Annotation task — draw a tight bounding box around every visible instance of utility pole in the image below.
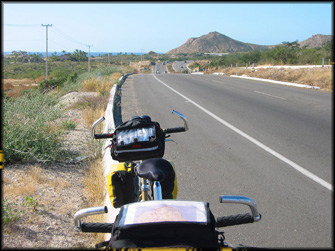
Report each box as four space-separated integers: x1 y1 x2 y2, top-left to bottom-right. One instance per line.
140 49 144 62
41 24 52 81
87 45 93 72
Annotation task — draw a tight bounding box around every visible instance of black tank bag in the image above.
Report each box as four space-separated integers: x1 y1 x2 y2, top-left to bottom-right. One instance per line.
110 117 165 162
108 200 220 248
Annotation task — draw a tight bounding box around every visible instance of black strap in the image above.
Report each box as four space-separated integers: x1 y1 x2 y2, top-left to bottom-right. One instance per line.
109 239 138 249
95 240 110 249
116 171 127 182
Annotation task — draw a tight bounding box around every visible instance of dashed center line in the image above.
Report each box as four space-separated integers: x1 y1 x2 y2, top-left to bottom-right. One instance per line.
254 90 286 100
153 74 332 191
212 79 226 84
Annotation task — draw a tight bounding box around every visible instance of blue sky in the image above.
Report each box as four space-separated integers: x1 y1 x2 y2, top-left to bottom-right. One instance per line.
2 2 333 53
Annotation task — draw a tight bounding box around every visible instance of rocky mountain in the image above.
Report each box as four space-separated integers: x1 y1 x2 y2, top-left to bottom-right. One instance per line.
298 34 332 48
166 32 273 54
166 31 332 54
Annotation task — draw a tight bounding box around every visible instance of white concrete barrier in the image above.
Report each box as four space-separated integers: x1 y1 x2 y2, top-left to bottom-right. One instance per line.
230 75 320 90
101 73 132 239
102 84 119 239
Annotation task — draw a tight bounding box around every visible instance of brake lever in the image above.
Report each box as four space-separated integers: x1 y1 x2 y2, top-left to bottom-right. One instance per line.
104 140 113 150
172 110 188 131
165 139 178 144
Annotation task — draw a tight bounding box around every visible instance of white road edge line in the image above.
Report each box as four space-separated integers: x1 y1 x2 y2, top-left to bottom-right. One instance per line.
254 90 286 100
153 75 333 192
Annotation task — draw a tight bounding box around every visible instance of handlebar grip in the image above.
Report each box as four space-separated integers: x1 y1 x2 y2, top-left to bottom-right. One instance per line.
80 222 114 233
94 133 113 139
164 127 186 134
216 213 254 227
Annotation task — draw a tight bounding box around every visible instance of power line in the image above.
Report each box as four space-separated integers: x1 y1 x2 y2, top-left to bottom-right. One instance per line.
4 24 41 27
5 23 95 56
5 23 90 48
50 26 88 46
3 39 44 42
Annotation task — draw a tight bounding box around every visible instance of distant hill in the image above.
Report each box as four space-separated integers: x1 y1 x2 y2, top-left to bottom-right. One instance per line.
166 31 332 54
166 32 273 54
298 34 332 48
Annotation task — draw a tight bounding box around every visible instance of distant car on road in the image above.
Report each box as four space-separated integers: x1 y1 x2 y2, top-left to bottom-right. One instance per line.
156 70 160 74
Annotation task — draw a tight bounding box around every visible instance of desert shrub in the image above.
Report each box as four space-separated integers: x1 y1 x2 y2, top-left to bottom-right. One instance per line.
61 120 78 130
2 196 39 225
82 78 99 92
3 89 67 163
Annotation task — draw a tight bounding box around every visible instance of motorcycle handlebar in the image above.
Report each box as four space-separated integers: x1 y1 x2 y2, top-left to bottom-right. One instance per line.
216 195 261 228
75 195 261 234
92 110 188 139
216 213 254 227
80 222 114 233
76 213 256 233
92 117 106 139
94 133 114 139
93 127 186 139
77 212 258 234
163 127 186 134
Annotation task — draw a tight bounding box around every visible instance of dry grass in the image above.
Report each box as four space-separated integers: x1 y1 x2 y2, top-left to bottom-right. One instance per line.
67 93 109 128
216 66 333 92
78 94 109 246
2 165 46 197
109 72 123 82
79 96 109 127
29 165 49 183
129 61 152 72
3 77 42 86
83 108 104 128
82 78 99 92
2 71 117 247
82 72 123 94
167 63 175 73
2 78 42 97
80 72 121 128
83 160 106 206
49 177 71 193
2 165 72 199
4 179 38 198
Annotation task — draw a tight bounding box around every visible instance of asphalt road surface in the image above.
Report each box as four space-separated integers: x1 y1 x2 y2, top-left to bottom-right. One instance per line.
120 72 332 248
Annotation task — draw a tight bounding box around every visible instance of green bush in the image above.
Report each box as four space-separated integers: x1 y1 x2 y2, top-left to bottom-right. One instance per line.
67 72 78 83
39 78 61 90
62 120 77 130
2 196 40 225
2 197 25 224
3 89 67 163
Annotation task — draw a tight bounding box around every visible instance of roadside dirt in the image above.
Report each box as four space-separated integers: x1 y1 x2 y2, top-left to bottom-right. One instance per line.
2 92 104 249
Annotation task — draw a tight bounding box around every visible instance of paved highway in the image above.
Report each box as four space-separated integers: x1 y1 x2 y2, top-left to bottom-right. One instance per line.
120 72 332 248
